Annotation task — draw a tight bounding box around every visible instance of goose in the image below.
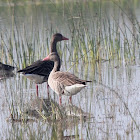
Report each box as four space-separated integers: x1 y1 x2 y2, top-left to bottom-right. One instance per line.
46 52 91 105
0 62 15 76
0 62 15 71
18 33 69 97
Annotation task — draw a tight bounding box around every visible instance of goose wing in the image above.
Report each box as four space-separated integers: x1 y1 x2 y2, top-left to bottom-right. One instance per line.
18 60 54 76
51 71 87 86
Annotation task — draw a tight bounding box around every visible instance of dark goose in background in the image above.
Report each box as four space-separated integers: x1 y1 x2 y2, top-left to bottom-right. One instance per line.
18 33 69 97
0 62 15 79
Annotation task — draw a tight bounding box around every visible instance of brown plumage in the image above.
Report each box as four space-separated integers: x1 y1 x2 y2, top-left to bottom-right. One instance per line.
50 72 89 86
47 52 92 105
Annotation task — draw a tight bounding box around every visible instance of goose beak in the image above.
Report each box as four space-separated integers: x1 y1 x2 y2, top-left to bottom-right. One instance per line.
43 56 50 61
62 36 69 40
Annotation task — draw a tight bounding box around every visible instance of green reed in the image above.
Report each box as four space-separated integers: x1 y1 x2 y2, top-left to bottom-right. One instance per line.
0 0 139 67
0 0 140 139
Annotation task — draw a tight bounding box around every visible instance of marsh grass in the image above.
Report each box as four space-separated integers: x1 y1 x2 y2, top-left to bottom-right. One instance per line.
0 0 140 139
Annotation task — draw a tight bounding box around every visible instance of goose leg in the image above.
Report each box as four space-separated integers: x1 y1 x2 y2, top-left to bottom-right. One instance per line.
69 96 72 104
59 96 62 106
36 84 38 97
47 83 49 98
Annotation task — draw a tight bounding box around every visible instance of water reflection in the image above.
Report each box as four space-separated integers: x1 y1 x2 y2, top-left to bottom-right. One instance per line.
7 98 93 139
0 0 140 139
26 98 92 120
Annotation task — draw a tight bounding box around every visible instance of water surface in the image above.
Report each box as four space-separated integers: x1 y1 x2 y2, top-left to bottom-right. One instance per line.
0 0 140 139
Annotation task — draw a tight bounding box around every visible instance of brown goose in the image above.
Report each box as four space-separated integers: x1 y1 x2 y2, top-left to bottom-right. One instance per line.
18 33 69 97
46 52 91 105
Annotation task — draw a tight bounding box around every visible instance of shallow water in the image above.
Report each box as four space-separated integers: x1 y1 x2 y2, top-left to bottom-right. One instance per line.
0 0 140 139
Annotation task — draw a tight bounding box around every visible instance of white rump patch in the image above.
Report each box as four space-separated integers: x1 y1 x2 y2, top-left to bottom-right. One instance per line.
64 84 87 96
24 74 44 84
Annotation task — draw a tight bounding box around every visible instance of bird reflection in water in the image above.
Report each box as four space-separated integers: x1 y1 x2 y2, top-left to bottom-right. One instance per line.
25 98 93 140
